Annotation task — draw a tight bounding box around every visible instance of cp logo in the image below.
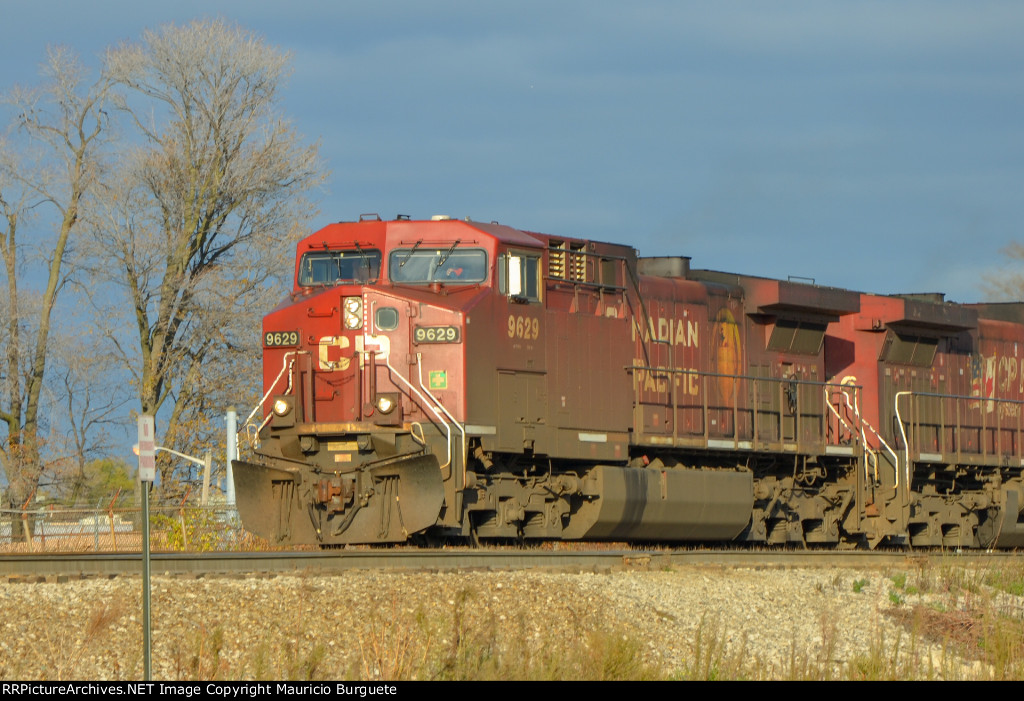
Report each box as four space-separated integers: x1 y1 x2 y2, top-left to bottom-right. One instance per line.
318 336 351 371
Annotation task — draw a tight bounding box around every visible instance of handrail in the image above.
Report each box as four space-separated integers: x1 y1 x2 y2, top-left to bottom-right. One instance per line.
894 389 1024 468
833 385 899 488
629 365 849 397
240 350 310 449
894 391 913 488
417 352 467 486
627 364 857 452
824 386 875 482
370 334 453 476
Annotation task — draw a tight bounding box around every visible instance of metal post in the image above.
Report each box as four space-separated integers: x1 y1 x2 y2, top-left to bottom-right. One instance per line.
142 481 152 681
137 415 156 682
225 406 237 507
201 451 212 506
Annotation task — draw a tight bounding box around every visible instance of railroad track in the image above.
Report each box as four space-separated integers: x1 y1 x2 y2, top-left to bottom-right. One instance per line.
2 547 1019 578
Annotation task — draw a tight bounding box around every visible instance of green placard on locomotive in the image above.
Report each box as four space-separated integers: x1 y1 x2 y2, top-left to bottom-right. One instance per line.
429 370 447 390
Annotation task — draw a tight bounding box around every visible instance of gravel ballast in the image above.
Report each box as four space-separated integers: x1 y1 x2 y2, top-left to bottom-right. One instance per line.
0 566 1002 680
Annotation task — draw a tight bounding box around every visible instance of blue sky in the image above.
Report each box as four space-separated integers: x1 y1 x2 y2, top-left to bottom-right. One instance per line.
3 0 1023 303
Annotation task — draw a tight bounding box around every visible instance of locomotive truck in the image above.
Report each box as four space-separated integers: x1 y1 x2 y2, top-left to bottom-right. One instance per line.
232 214 1024 548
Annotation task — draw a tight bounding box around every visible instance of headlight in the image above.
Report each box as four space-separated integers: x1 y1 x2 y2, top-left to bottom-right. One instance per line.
343 296 363 330
273 398 292 416
376 394 397 414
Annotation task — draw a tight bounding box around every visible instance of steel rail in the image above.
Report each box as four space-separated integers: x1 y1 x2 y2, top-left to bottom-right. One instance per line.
2 548 1021 579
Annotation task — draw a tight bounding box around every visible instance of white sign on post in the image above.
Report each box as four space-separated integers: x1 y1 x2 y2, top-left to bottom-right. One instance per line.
137 415 156 482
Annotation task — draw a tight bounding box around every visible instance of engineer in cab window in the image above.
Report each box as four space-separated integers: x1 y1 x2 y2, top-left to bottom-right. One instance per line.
441 251 485 282
443 264 465 279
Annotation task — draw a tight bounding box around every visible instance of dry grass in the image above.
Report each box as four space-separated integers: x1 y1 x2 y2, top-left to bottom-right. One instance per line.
1 598 130 681
877 562 1024 680
4 590 1021 681
346 588 660 681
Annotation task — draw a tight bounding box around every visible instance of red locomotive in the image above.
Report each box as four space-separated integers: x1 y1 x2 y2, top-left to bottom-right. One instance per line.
233 215 1024 548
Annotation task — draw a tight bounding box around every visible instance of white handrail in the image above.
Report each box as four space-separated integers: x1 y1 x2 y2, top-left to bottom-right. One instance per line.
824 386 875 484
417 352 467 485
371 334 452 473
240 350 309 449
894 391 914 489
833 384 900 488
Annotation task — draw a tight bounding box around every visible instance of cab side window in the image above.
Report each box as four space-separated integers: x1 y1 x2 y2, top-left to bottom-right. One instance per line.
499 252 541 302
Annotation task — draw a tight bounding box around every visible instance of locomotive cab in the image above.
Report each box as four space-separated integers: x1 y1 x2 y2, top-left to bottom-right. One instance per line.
235 216 547 545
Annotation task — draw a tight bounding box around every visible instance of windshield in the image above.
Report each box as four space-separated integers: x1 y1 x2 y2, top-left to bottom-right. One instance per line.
389 248 487 284
298 249 382 286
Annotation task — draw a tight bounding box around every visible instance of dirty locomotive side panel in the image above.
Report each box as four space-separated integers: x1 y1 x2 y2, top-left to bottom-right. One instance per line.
636 263 874 546
825 294 1024 547
233 216 1024 548
969 303 1024 546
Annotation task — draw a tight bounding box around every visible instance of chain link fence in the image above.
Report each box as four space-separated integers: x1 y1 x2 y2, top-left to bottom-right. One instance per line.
0 504 266 553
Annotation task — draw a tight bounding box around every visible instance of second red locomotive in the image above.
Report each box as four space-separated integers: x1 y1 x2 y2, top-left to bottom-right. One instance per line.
233 215 1024 548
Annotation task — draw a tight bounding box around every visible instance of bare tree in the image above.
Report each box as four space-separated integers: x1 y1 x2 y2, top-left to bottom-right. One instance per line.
985 243 1024 301
48 333 134 504
93 20 323 492
0 48 111 529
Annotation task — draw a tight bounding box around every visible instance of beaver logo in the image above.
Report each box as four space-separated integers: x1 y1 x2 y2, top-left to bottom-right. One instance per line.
713 307 741 401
